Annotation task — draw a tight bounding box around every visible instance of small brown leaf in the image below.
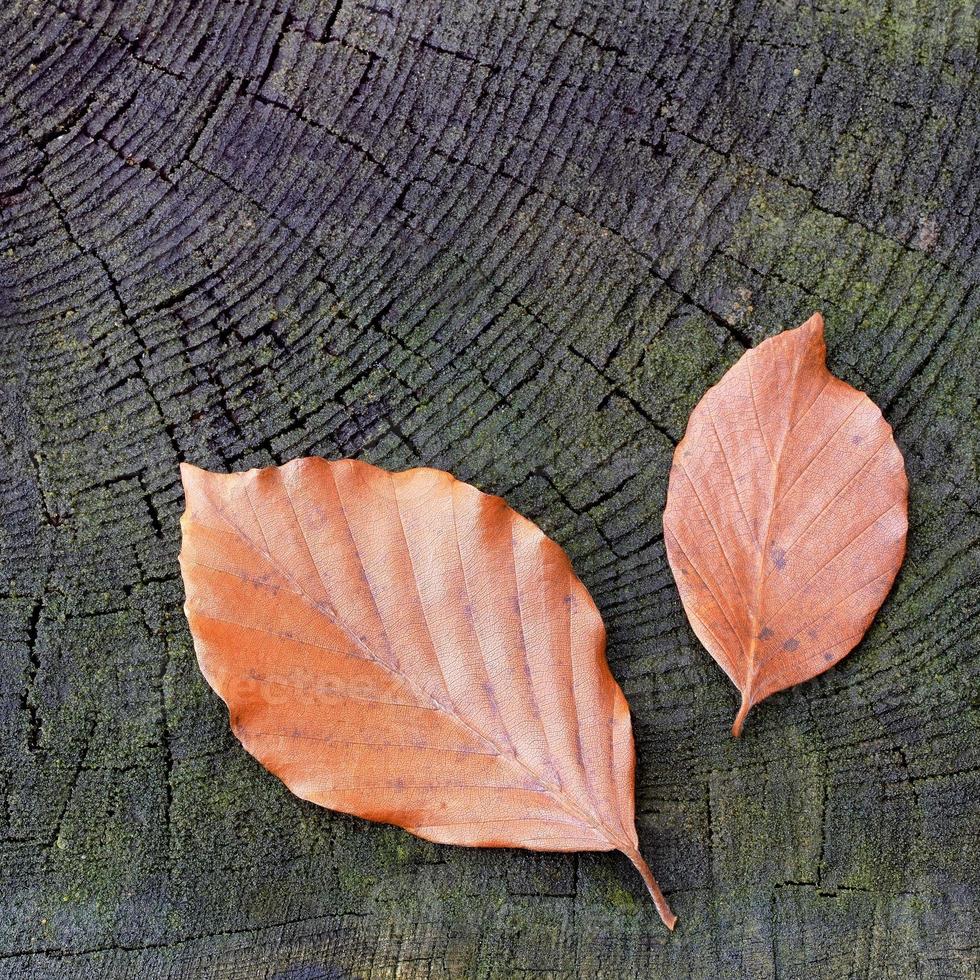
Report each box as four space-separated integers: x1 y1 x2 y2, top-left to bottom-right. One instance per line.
179 458 675 927
664 314 908 736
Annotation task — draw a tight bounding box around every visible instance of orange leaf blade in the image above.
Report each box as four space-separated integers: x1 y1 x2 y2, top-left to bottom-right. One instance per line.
179 458 675 926
664 314 908 735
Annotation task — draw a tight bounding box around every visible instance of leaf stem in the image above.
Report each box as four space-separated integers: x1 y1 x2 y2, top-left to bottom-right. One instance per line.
732 691 752 737
622 846 677 930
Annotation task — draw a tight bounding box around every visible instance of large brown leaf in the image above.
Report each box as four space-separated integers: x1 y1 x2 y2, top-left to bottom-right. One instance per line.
179 458 675 927
664 314 908 736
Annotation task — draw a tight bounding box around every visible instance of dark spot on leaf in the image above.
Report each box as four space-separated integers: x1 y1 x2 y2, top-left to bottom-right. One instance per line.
851 434 863 445
770 546 787 570
783 638 799 652
759 626 773 640
823 651 835 662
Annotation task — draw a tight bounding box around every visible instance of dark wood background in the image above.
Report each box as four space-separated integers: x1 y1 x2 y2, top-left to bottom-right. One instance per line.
1 0 978 977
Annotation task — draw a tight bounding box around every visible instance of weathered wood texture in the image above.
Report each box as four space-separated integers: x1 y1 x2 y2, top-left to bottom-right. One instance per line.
1 0 978 977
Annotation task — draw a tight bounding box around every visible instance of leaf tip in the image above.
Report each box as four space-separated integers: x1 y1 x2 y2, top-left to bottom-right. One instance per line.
801 310 824 334
178 460 204 490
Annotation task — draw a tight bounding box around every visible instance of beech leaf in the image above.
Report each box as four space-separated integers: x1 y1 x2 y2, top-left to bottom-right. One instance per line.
664 313 908 736
179 458 676 928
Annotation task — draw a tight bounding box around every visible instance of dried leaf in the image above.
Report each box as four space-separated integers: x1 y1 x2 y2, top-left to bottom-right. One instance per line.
179 458 676 927
664 314 908 736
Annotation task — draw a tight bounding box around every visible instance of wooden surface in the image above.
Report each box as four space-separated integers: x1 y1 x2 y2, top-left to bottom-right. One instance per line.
1 0 978 977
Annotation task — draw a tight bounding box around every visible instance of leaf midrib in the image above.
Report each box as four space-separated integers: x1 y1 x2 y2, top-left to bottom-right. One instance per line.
742 342 806 699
